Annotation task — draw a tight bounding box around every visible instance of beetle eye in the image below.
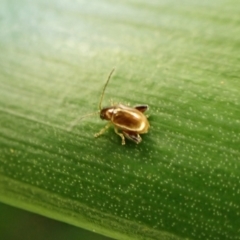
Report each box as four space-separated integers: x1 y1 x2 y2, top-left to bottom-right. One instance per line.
100 109 106 119
100 113 104 119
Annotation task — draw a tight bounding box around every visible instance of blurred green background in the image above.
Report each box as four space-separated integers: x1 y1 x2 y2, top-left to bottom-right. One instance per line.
0 202 112 240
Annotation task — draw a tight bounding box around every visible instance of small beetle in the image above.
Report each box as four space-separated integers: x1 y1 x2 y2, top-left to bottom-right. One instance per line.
69 69 150 145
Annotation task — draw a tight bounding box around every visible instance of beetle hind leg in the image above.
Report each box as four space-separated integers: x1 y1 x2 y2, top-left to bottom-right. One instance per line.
134 105 148 113
114 127 126 145
123 131 142 144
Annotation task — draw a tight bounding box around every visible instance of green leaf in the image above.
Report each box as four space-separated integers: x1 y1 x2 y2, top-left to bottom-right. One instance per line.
0 0 240 239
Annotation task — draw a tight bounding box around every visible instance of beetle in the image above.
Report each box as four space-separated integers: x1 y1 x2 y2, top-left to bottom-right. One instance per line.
68 69 150 145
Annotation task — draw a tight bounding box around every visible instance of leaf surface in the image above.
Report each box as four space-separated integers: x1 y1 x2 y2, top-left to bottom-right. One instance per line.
0 0 240 239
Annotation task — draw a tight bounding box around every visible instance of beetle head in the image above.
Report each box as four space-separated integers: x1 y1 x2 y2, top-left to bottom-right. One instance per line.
100 107 114 120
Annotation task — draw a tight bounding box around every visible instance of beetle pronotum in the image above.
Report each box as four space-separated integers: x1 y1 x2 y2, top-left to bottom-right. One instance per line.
68 69 150 145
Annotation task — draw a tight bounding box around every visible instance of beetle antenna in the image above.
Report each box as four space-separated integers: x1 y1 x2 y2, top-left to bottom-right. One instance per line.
98 68 115 110
67 111 99 131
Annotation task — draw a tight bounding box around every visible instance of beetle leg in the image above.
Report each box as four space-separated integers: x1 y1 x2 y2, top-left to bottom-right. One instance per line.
94 122 111 138
123 131 142 144
110 98 120 107
114 127 126 145
134 105 148 113
110 98 114 106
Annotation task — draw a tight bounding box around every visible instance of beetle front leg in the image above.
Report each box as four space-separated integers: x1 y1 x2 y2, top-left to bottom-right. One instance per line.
94 122 111 138
114 127 126 145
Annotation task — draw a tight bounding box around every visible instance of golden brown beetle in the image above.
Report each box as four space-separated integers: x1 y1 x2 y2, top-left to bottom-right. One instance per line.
69 69 150 145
